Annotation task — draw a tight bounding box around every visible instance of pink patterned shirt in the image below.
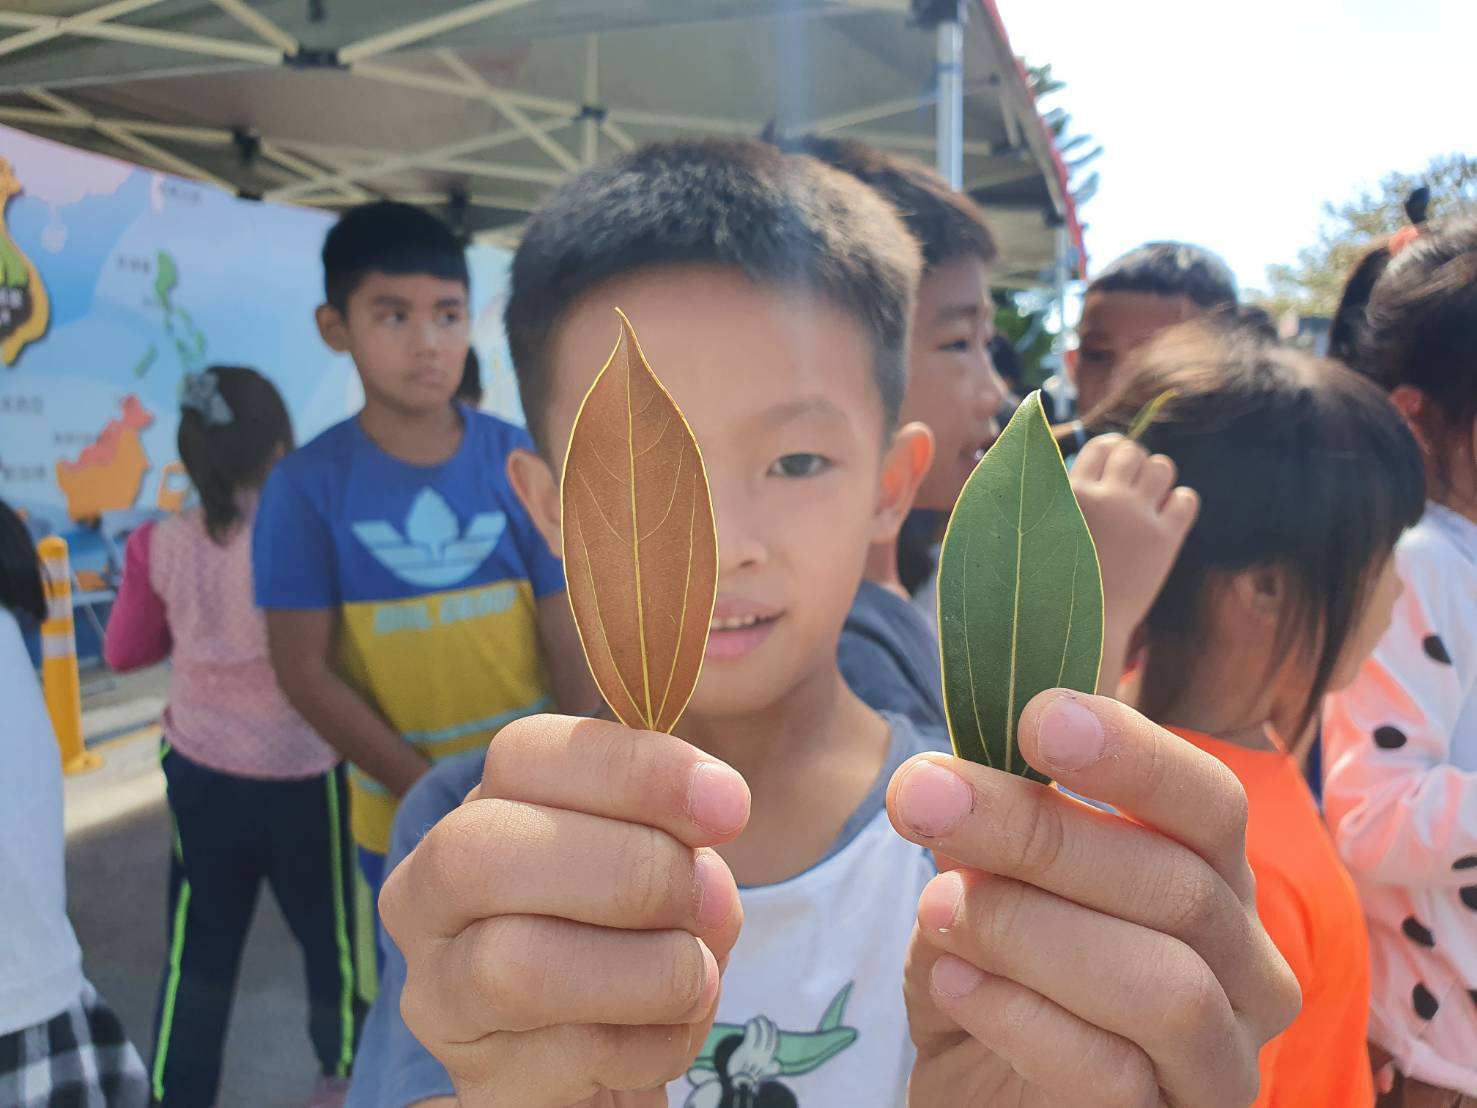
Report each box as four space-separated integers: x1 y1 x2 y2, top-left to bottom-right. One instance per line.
105 501 339 780
1324 503 1477 1096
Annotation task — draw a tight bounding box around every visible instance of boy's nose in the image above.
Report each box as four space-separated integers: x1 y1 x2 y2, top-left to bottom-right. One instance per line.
711 494 768 576
975 357 1007 418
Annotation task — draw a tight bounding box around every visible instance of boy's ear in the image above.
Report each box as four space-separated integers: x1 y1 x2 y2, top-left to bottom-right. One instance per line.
870 421 935 542
315 303 350 353
506 447 563 556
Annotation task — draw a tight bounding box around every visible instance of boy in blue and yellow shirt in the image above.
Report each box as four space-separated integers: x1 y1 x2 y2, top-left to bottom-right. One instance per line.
253 201 593 898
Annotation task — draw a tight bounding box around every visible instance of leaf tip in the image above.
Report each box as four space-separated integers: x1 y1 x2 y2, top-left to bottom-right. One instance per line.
612 306 639 350
1125 387 1177 442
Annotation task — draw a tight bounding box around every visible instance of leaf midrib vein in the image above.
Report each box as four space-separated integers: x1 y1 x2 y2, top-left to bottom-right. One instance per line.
1005 428 1028 771
626 353 654 727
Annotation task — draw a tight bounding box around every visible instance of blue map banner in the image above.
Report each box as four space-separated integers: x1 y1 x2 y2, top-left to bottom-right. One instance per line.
0 123 518 540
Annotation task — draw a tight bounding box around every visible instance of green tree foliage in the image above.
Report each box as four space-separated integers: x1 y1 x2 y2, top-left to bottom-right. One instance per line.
1259 153 1476 318
1027 62 1102 209
994 293 1056 390
992 62 1099 387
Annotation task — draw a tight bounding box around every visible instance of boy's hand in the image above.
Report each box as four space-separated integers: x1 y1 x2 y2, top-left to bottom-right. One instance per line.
1069 434 1199 693
379 715 750 1108
890 692 1300 1108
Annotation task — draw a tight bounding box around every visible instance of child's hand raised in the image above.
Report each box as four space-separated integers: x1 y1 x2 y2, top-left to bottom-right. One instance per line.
889 692 1301 1107
1070 434 1199 693
379 715 750 1108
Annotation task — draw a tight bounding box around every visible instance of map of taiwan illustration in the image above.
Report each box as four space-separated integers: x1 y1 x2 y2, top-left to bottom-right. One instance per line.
0 157 51 367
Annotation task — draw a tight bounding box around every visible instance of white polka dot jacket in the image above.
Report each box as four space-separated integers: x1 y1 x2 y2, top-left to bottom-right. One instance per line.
1325 501 1477 1096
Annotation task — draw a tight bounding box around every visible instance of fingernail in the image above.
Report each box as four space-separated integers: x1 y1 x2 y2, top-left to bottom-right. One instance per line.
688 762 748 835
896 760 973 839
931 954 986 999
693 850 732 929
1035 694 1105 772
918 870 965 933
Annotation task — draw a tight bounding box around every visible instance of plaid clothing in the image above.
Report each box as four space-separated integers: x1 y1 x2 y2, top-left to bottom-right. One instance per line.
0 981 148 1108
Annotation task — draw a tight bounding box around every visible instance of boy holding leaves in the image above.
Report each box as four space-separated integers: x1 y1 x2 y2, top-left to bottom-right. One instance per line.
348 141 1297 1108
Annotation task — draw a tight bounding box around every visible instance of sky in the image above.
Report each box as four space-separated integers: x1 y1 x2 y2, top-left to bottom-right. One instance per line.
993 0 1477 294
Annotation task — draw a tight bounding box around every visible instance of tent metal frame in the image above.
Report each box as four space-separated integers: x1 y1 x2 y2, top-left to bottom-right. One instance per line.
0 0 1082 277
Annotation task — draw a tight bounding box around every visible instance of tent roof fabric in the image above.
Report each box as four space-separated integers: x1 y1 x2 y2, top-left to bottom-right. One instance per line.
0 0 1082 288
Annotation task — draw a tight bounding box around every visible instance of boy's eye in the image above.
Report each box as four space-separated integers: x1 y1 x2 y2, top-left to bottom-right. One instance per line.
769 453 832 478
1080 348 1113 367
939 338 971 354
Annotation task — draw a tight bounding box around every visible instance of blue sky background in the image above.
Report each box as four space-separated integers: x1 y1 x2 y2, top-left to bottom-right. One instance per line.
995 0 1476 294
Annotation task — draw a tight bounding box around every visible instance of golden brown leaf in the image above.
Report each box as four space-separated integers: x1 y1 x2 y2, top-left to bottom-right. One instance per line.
560 309 718 733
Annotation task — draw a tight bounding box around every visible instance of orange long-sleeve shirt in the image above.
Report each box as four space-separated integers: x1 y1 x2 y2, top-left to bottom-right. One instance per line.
1176 729 1375 1108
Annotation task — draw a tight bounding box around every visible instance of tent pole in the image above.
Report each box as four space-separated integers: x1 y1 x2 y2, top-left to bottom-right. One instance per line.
935 16 963 188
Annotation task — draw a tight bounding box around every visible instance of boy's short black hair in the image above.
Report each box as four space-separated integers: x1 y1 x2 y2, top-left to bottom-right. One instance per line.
769 134 998 271
1087 242 1238 310
322 201 469 313
504 139 923 450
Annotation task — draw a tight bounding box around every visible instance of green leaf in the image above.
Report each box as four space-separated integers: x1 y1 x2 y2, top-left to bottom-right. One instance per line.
937 391 1103 778
1126 388 1177 442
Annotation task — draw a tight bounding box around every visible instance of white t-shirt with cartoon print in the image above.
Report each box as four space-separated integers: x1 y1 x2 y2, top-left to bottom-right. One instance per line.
671 794 938 1108
1324 502 1477 1096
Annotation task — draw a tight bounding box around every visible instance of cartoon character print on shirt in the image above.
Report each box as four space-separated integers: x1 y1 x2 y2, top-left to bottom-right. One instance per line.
351 487 506 589
684 984 857 1107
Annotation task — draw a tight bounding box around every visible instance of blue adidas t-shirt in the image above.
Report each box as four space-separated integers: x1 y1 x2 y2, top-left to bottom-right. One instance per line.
253 409 564 853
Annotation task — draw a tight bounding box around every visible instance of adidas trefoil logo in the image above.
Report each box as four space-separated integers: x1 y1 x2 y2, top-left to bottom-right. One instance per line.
351 488 505 588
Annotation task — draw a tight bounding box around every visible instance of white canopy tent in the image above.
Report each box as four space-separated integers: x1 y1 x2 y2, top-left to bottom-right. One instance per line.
0 0 1082 288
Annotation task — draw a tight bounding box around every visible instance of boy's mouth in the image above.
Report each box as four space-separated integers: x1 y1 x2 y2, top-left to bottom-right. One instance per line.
706 601 782 662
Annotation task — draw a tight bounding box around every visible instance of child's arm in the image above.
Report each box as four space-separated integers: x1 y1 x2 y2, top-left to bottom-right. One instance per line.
1324 539 1477 886
265 609 430 797
379 714 749 1108
536 593 601 716
892 691 1300 1108
1070 434 1199 695
103 521 172 672
252 466 429 797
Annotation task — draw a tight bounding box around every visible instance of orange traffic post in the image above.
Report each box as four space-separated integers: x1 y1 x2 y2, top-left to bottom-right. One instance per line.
38 535 102 775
